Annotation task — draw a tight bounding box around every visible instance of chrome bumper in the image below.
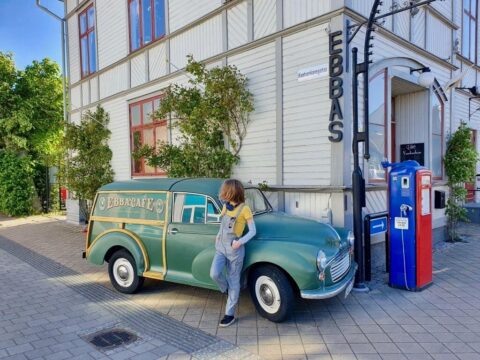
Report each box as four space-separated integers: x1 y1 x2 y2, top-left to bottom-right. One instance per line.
300 263 358 300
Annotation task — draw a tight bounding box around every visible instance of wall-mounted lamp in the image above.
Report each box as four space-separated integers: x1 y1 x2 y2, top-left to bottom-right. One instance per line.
410 67 435 88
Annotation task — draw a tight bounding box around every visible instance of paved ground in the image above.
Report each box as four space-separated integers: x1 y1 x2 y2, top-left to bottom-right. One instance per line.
1 215 480 360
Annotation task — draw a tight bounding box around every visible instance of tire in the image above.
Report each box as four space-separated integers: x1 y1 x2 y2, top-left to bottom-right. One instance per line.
249 265 295 322
108 250 144 294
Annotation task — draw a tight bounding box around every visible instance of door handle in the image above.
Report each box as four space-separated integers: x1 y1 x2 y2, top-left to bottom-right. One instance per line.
168 228 179 235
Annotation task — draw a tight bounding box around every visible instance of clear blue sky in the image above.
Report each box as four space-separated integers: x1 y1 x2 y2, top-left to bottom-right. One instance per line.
0 0 64 69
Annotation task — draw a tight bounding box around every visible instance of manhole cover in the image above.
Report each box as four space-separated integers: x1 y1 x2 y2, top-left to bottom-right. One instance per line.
87 328 138 351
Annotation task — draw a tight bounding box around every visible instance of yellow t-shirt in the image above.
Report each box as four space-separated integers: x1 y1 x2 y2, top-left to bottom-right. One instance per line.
222 204 253 237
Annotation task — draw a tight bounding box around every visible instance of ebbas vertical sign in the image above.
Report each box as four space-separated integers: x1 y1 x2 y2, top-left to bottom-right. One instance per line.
328 31 344 143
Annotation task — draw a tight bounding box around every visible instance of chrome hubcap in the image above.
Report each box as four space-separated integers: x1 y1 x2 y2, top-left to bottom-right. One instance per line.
113 258 134 288
260 284 274 306
255 275 281 314
117 265 129 280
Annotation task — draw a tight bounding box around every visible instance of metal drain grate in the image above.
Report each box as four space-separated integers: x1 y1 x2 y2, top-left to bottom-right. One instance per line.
87 328 138 351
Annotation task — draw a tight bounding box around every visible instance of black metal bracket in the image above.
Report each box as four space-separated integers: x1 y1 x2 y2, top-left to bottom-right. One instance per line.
469 96 480 121
347 0 441 44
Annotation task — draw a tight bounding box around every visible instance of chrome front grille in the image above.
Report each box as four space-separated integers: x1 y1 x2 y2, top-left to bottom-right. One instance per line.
330 251 350 283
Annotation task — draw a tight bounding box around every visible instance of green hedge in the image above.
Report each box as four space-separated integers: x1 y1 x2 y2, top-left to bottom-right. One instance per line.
0 150 36 216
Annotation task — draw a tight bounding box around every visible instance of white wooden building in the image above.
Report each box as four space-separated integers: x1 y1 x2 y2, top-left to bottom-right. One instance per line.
65 0 480 247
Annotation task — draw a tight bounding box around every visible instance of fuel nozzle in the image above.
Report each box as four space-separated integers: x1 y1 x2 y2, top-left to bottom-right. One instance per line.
400 204 413 216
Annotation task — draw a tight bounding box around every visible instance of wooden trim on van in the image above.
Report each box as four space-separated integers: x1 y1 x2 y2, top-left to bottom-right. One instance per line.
161 191 171 278
89 216 165 227
86 228 150 271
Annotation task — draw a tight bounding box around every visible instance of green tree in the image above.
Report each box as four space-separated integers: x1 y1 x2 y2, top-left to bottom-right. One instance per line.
134 56 254 177
0 53 63 162
0 150 36 217
61 106 114 220
444 122 479 241
0 53 64 215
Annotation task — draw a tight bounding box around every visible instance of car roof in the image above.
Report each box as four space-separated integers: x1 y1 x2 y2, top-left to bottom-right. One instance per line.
99 178 232 198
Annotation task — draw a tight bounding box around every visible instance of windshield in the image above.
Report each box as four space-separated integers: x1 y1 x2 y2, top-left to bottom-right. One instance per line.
245 188 271 215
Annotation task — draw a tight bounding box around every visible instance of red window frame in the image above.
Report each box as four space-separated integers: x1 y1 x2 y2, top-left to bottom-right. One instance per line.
431 89 444 180
368 69 388 184
462 0 478 63
78 3 96 78
129 95 167 176
128 0 166 53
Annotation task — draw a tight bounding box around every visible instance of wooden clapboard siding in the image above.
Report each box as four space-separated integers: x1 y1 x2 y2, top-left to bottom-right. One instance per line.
283 0 335 28
229 42 277 184
169 0 222 33
282 24 331 186
170 15 223 69
253 0 276 40
228 2 248 49
96 0 128 70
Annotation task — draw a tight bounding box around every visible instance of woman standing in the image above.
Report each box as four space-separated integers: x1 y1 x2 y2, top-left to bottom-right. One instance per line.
210 179 257 327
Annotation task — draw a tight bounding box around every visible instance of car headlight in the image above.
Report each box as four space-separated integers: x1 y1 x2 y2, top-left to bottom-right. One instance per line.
317 250 327 271
347 231 355 247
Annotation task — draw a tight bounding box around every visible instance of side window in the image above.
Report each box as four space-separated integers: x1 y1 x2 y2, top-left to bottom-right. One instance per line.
173 193 206 224
207 199 221 223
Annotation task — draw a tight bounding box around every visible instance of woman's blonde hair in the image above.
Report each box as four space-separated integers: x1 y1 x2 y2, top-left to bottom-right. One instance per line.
219 179 245 204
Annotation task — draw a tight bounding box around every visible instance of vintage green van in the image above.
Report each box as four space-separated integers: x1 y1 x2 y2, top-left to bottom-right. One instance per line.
84 178 357 322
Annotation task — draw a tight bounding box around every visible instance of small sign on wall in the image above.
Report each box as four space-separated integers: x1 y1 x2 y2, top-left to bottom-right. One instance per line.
400 143 425 166
297 64 329 82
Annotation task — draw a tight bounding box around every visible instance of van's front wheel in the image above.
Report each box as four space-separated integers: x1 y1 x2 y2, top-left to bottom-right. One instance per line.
108 250 144 294
249 265 295 322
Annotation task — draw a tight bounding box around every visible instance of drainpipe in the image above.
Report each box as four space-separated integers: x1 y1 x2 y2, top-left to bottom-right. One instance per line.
35 0 68 124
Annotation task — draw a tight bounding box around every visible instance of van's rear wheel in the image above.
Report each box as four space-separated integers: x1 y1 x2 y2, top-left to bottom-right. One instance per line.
108 250 144 294
249 265 294 322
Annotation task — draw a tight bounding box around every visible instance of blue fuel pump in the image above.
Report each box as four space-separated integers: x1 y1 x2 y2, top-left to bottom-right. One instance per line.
382 161 433 291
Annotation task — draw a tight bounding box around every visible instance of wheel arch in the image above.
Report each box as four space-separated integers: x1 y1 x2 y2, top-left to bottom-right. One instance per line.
86 229 148 274
243 262 299 294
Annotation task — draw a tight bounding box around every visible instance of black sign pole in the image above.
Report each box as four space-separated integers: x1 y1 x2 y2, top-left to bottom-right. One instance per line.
352 0 382 291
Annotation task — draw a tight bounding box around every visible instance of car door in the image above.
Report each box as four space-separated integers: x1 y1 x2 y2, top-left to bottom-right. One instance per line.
165 193 221 288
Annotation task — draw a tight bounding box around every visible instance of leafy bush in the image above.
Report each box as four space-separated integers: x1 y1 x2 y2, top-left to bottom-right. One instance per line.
134 56 254 178
444 122 479 241
60 106 114 220
0 150 36 216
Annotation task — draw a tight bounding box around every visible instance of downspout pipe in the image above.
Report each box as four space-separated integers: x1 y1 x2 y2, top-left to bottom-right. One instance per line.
35 0 68 125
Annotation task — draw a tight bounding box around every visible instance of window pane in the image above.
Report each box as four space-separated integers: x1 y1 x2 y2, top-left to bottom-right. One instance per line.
463 14 470 56
472 0 477 17
80 13 87 34
245 189 268 214
181 208 192 223
432 95 442 135
88 32 97 73
173 194 206 224
207 199 220 223
154 0 166 38
131 105 141 126
155 124 167 148
80 37 88 76
132 131 142 173
129 0 141 51
153 98 160 111
87 7 95 29
369 73 385 125
143 101 153 124
143 128 155 173
470 19 476 61
368 124 386 181
464 0 470 12
142 0 152 44
432 135 442 177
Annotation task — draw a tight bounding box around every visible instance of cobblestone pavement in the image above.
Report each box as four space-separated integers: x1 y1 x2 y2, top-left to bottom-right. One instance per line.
1 216 480 360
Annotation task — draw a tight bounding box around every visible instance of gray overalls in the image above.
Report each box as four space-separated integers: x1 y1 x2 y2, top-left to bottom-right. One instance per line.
210 204 245 317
